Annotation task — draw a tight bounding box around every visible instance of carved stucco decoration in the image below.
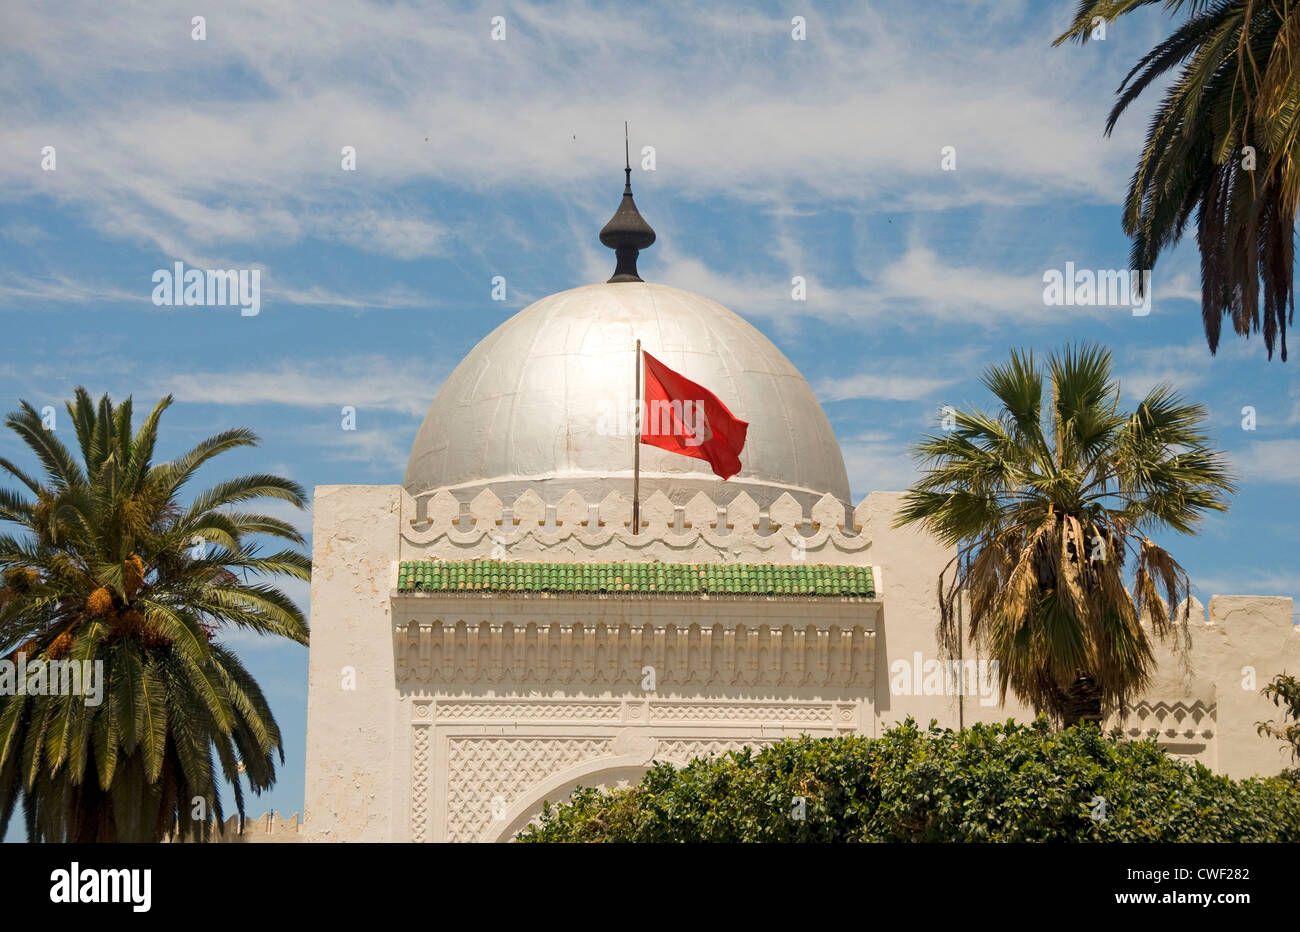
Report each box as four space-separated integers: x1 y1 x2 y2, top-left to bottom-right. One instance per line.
395 620 874 688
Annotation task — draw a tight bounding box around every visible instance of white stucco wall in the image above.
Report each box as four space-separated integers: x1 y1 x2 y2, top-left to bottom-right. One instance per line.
299 484 1298 842
302 485 402 841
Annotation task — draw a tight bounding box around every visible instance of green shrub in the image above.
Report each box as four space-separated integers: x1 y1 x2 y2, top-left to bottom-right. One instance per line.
517 718 1300 842
1258 672 1300 767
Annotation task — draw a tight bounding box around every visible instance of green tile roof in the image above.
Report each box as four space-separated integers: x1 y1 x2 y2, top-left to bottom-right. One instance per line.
397 560 874 598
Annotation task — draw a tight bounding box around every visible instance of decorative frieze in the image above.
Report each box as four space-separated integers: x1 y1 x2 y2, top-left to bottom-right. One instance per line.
422 696 851 726
394 619 874 688
400 487 874 565
647 701 835 724
1120 698 1217 742
434 699 622 721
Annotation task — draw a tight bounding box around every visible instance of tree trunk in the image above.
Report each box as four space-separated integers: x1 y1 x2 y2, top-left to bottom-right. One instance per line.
1062 672 1104 728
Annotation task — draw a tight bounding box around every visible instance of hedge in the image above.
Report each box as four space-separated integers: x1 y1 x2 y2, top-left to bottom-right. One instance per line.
517 718 1300 842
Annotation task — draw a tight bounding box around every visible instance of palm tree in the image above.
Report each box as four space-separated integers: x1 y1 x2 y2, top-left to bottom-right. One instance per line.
0 389 310 841
895 345 1234 726
1055 1 1300 360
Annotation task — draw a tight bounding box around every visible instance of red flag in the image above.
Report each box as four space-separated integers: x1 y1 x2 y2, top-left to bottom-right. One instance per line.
640 350 749 480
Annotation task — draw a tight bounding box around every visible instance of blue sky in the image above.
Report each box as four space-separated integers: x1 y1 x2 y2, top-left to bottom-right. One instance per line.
2 0 1298 835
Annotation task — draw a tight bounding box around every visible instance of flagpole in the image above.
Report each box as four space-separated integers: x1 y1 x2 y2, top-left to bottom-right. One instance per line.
632 338 641 535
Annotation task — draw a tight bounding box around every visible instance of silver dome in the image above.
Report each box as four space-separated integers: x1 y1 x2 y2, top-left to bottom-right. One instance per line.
404 282 851 511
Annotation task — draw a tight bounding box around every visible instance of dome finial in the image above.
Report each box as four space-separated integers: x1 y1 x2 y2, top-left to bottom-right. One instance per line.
600 122 655 283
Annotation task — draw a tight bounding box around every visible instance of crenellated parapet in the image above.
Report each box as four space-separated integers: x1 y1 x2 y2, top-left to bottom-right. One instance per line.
1105 595 1299 775
164 811 302 843
399 486 872 565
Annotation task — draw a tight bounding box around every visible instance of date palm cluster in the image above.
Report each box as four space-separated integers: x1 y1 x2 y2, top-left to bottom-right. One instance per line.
0 390 310 842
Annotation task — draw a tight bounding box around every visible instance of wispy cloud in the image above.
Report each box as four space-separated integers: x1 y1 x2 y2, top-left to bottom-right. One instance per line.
1191 569 1300 603
1233 438 1300 486
816 371 954 403
0 273 144 305
150 357 450 416
0 269 432 312
323 211 445 260
267 282 431 310
1118 342 1216 399
0 1 1141 266
589 240 1101 328
0 222 50 245
840 430 923 498
315 425 412 472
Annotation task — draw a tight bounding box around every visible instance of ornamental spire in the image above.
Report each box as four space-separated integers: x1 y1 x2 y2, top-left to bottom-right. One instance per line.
599 122 656 283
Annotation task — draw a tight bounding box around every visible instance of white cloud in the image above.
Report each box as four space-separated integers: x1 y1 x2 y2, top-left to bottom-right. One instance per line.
325 211 445 260
1191 569 1300 603
0 0 1142 266
0 273 144 305
315 426 411 472
816 372 953 403
1157 269 1204 304
586 240 1087 328
1281 386 1300 426
1118 342 1216 399
150 357 450 417
0 223 50 245
840 431 923 498
266 281 431 310
0 269 432 311
1232 439 1300 486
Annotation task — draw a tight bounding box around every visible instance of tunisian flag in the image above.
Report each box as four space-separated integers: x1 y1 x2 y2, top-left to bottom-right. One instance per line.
640 350 749 480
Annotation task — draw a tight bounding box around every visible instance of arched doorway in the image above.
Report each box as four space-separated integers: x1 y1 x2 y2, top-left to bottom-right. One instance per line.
480 756 688 843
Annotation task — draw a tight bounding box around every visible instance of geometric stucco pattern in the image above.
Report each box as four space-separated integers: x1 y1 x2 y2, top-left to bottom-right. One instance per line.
655 737 779 764
431 698 842 724
410 699 434 842
433 691 855 842
445 737 614 843
1122 698 1217 741
442 732 796 842
648 702 835 724
410 723 431 842
435 700 622 721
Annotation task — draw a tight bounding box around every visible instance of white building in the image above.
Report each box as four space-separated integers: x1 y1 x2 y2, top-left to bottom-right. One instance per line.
294 174 1299 843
